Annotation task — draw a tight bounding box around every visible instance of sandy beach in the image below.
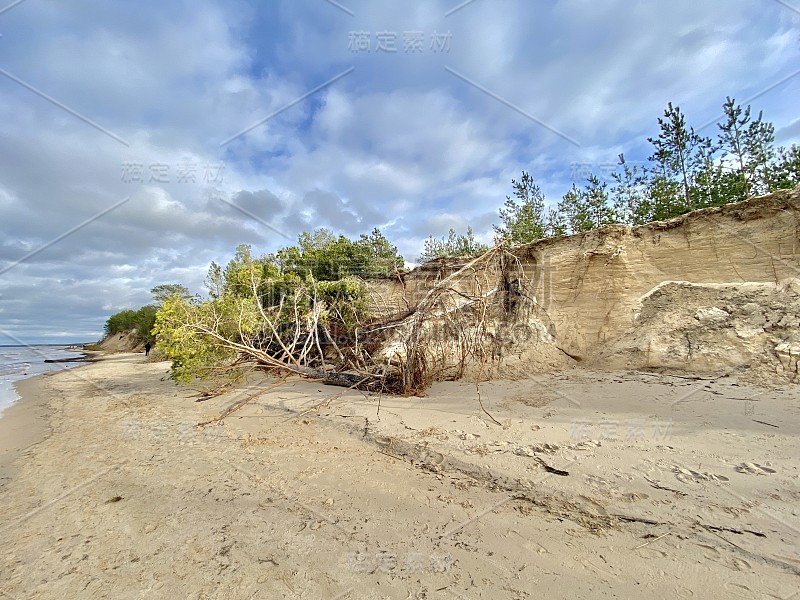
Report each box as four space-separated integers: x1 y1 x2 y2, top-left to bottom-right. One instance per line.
1 354 798 599
0 375 54 486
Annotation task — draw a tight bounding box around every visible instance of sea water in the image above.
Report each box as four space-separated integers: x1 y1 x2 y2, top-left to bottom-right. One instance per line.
0 345 90 417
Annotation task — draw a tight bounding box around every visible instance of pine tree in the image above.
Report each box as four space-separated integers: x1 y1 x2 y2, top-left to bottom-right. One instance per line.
744 110 776 195
611 154 650 224
716 97 753 200
544 206 568 237
357 228 405 278
555 177 616 234
716 97 776 199
647 169 683 221
769 144 800 191
648 102 712 213
692 139 725 208
583 174 617 229
151 283 192 305
557 184 591 233
493 171 547 244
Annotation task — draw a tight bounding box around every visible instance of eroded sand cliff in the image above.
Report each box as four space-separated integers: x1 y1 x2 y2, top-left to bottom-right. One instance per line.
370 187 800 384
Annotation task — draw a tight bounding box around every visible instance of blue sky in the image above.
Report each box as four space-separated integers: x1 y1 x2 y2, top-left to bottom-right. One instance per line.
0 0 799 343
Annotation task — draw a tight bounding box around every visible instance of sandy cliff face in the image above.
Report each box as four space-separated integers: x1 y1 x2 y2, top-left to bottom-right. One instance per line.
534 188 799 362
369 187 800 383
96 330 143 352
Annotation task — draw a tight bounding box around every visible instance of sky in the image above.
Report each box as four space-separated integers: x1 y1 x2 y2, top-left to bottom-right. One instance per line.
0 0 798 344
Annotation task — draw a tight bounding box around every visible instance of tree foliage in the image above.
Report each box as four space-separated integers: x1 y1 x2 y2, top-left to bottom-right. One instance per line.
611 154 650 225
493 172 548 244
153 229 401 383
497 97 799 244
648 102 713 213
104 284 192 344
769 144 800 191
274 227 403 281
151 283 192 305
557 176 618 234
104 305 158 343
419 226 489 262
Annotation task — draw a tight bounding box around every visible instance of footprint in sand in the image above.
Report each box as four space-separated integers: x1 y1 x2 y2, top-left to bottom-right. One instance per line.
723 582 756 599
696 544 721 561
635 546 669 559
695 544 752 574
727 557 752 572
673 467 729 484
415 447 445 466
734 462 776 475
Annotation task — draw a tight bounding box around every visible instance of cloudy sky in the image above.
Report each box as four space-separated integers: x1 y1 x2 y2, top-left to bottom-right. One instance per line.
0 0 798 343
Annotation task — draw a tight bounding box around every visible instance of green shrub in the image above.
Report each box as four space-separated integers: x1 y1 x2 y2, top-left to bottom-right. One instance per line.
104 305 158 343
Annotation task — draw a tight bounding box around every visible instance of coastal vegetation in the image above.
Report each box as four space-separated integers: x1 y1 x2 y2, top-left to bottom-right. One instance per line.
418 226 489 262
151 231 406 387
483 97 800 246
103 305 158 344
103 284 191 344
104 97 799 393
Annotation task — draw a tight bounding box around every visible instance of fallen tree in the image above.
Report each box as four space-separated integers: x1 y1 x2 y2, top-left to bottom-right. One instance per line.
152 242 528 396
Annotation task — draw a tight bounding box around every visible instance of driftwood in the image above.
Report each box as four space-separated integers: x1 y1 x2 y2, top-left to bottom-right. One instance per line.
288 365 389 391
534 457 570 476
702 523 766 538
633 532 671 549
44 355 97 363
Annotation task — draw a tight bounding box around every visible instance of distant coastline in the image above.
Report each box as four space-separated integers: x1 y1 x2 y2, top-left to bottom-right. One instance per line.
0 343 94 348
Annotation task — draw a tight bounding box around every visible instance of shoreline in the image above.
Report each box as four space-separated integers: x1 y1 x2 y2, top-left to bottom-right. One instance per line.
0 346 97 413
0 373 53 486
0 353 99 487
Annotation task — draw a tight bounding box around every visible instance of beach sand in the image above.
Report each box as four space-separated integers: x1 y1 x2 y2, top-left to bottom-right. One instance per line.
1 354 798 599
0 375 53 486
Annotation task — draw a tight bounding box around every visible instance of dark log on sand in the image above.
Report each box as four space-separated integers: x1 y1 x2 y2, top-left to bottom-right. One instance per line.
44 355 97 364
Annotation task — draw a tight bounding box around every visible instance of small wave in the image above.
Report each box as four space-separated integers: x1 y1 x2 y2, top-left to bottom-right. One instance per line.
0 362 32 376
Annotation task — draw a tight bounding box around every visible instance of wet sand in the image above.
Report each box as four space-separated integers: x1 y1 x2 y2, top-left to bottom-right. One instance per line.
0 375 53 486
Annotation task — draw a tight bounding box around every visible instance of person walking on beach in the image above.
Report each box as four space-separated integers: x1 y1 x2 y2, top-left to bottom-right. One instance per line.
144 341 152 357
